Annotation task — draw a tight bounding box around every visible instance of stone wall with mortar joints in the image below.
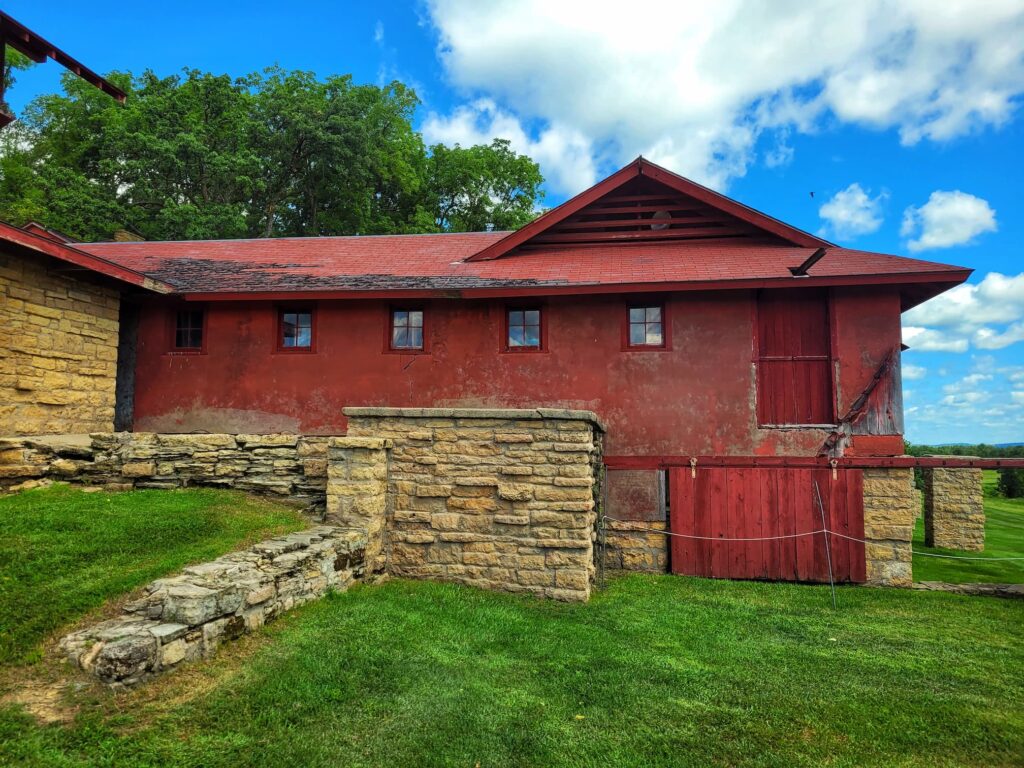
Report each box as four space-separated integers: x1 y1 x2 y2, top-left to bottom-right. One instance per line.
325 437 391 573
0 249 120 435
923 466 984 551
863 467 917 587
60 526 366 687
602 520 669 572
0 433 330 509
341 407 605 602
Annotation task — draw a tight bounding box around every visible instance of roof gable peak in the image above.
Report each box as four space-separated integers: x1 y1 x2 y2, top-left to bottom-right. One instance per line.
466 157 830 261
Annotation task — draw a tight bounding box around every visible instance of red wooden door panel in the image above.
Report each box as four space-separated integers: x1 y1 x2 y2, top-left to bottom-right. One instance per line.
668 467 865 583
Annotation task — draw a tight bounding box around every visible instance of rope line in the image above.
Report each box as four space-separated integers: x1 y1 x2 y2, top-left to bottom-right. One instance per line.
601 516 1024 562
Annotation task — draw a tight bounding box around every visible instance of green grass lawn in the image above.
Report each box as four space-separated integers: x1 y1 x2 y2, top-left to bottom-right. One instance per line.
0 485 306 666
913 470 1024 584
2 576 1022 767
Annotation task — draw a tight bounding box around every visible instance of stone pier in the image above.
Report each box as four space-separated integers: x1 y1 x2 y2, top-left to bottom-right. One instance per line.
923 465 985 551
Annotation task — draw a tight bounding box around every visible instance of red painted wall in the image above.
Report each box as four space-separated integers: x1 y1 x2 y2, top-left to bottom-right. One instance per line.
130 288 903 456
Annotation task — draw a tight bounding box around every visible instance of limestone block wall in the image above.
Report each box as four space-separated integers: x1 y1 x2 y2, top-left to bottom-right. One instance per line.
602 520 669 572
0 249 120 435
0 433 329 508
60 526 366 688
338 407 605 602
863 467 918 587
923 466 984 551
325 437 391 572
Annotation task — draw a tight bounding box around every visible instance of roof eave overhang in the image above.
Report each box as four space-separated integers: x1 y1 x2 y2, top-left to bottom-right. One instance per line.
177 269 972 302
0 221 174 293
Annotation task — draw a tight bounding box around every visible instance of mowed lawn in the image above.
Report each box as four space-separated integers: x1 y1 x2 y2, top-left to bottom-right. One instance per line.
0 577 1021 767
913 470 1024 584
0 485 306 666
0 485 1021 767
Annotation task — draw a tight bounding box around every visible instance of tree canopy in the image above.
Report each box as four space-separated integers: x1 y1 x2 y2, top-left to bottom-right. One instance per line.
0 65 543 241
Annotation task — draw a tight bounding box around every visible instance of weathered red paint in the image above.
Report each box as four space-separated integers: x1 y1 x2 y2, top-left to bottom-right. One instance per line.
130 287 903 457
669 466 865 583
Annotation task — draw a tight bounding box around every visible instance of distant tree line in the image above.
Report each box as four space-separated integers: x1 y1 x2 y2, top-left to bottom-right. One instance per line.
904 442 1024 498
0 66 544 241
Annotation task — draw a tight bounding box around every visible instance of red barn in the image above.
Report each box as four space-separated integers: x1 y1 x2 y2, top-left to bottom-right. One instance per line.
1 158 975 586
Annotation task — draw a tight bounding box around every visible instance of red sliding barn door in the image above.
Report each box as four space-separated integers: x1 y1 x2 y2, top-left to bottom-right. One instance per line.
668 467 865 583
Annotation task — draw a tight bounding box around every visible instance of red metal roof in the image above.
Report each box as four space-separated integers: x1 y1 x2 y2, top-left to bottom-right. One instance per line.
78 233 970 304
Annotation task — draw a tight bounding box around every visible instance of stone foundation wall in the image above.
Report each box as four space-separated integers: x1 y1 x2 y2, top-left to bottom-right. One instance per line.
0 433 329 509
602 520 669 572
923 466 984 551
60 526 366 687
0 249 120 435
335 407 605 602
863 467 918 587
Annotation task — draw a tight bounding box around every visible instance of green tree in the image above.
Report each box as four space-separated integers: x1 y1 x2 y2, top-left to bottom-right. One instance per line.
997 468 1024 498
425 140 544 232
0 66 543 242
2 46 34 109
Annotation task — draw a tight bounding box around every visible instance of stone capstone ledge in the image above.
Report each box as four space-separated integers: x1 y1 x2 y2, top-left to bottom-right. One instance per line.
343 407 607 433
59 526 367 688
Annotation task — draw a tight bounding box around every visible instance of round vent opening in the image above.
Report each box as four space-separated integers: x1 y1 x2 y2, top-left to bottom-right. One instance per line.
650 210 672 230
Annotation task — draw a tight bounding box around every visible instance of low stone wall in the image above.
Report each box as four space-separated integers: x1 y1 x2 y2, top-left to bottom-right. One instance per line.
863 467 918 587
60 526 366 687
923 466 984 551
0 433 329 509
602 520 669 572
333 407 605 602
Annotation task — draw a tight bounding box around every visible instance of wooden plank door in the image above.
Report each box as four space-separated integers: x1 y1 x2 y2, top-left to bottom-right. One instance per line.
668 467 865 583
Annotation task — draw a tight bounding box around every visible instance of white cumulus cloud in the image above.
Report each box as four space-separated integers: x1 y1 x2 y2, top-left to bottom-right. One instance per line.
901 190 997 252
425 0 1024 193
902 364 927 381
818 183 887 240
903 272 1024 353
421 99 598 196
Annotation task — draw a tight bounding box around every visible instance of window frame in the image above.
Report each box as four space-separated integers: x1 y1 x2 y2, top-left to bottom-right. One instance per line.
167 306 207 355
501 304 547 353
275 306 317 354
385 306 429 354
622 301 671 351
753 289 837 428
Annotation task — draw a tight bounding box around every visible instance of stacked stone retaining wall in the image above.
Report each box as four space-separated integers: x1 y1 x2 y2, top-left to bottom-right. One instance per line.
60 526 366 687
0 433 329 509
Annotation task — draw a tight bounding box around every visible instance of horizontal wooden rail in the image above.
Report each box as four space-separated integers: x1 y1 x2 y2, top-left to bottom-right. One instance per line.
603 455 1024 470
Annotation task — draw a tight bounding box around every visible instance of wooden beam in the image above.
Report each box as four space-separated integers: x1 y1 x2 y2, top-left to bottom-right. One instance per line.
604 455 1024 470
530 226 747 244
567 204 710 217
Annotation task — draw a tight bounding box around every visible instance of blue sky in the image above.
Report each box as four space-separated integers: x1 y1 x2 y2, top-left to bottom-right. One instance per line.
6 1 1024 444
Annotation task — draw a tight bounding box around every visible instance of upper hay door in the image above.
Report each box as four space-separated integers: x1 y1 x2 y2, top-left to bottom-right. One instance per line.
466 157 829 261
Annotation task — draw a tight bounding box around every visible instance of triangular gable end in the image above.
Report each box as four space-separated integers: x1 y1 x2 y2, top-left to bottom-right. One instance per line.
467 157 831 261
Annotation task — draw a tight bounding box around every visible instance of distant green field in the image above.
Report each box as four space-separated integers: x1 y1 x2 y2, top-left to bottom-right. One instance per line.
913 470 1024 584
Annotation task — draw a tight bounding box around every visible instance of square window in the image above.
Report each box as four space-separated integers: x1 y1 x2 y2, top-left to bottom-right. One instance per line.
174 310 204 350
391 309 424 350
627 305 664 347
507 307 542 350
279 309 313 350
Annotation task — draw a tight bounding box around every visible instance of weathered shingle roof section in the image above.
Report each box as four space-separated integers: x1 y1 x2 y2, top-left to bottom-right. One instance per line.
77 233 970 298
